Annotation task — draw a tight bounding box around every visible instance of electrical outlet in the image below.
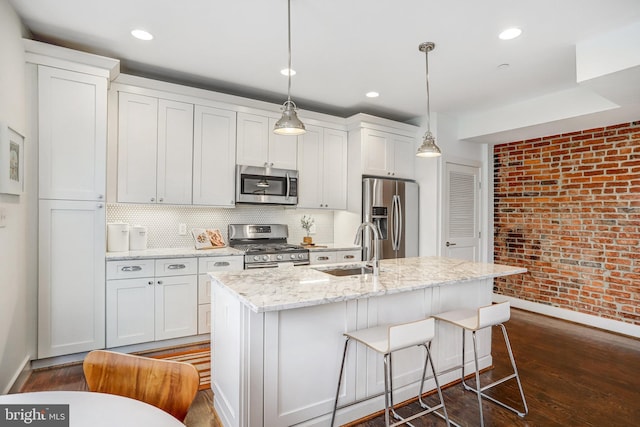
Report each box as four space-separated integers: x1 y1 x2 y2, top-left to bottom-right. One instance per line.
178 223 187 235
0 207 6 228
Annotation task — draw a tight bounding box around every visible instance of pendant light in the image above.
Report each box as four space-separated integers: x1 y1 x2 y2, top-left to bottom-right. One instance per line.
273 0 306 135
416 42 442 157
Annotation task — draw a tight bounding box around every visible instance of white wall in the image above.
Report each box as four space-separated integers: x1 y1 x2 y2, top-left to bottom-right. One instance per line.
0 0 34 393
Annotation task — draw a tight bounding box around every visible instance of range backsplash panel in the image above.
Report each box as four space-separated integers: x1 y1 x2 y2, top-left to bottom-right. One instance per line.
107 204 334 249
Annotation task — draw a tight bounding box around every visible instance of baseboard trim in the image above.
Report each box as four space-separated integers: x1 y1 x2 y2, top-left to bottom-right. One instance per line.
493 294 640 338
4 354 32 395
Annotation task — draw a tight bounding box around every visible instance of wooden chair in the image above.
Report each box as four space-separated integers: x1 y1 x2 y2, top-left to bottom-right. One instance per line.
83 349 200 422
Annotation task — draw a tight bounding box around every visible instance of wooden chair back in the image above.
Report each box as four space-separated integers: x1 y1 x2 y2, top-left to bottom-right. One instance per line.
83 349 200 422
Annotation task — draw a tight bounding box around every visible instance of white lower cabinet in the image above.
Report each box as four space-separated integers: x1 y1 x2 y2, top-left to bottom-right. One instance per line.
38 200 106 358
106 258 198 347
197 256 244 334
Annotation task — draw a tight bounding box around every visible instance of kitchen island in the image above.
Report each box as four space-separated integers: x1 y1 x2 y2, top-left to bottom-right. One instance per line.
209 257 526 427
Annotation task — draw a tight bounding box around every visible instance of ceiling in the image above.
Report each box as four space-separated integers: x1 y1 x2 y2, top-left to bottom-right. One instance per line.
10 0 640 140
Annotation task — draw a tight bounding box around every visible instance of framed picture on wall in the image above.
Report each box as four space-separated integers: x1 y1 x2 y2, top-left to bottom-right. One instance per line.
0 123 25 195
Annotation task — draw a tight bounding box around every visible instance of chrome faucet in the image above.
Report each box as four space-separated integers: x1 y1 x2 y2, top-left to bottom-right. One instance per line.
354 221 380 276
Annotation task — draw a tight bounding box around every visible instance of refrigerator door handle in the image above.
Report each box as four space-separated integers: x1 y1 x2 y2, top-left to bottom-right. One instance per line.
391 195 400 251
396 194 403 252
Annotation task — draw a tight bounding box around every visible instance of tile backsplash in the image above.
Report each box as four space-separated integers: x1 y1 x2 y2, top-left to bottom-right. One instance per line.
107 204 334 249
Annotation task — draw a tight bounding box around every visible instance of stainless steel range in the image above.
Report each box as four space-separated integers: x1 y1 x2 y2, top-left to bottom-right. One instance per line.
228 224 310 269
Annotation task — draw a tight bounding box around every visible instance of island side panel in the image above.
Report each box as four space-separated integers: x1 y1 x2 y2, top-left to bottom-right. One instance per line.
211 282 264 427
263 299 358 426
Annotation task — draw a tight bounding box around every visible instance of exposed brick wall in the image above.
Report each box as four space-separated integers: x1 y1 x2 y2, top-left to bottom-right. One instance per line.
493 120 640 325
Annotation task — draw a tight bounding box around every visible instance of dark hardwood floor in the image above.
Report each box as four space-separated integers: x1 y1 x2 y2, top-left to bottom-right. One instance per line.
14 309 640 426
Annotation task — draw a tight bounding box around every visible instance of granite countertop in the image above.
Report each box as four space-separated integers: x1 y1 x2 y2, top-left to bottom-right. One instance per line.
106 246 244 260
208 256 527 313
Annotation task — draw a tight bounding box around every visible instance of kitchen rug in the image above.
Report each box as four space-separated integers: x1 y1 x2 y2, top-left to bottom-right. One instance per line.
152 348 211 391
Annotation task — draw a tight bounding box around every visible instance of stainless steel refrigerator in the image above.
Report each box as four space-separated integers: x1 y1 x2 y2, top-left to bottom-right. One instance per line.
362 177 419 260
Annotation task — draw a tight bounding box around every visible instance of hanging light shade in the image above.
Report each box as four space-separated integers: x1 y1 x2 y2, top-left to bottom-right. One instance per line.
416 42 442 157
274 0 306 135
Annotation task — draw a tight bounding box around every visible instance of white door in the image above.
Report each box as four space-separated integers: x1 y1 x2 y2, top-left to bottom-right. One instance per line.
155 275 198 340
322 128 348 209
106 278 155 347
157 99 194 204
192 105 236 206
296 124 323 208
38 199 105 358
236 112 269 167
268 118 298 170
390 133 416 180
117 92 158 203
362 129 392 177
38 66 107 201
443 162 481 261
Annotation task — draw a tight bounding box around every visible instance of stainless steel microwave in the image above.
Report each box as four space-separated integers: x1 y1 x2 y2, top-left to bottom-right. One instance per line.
236 165 298 205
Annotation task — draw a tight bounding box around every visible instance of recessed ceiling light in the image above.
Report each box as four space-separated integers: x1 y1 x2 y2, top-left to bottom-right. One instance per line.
131 29 154 41
280 68 296 76
366 91 380 98
499 27 522 40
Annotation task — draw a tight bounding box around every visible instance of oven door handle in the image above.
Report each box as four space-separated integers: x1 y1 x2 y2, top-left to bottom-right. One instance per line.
285 172 291 200
245 262 279 269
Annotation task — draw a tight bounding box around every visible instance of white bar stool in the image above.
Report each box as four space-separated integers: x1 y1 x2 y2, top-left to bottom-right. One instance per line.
433 301 528 427
330 317 450 427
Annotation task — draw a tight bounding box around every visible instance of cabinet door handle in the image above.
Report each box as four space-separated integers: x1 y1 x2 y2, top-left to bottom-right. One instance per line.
151 197 155 202
157 280 163 285
214 261 230 267
167 264 186 270
343 255 355 259
121 266 142 272
446 242 457 247
159 197 164 202
317 256 329 261
148 281 154 285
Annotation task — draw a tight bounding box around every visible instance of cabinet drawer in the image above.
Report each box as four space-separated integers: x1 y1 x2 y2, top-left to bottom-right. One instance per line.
336 250 361 263
107 259 155 280
309 252 337 265
198 255 243 272
155 257 197 276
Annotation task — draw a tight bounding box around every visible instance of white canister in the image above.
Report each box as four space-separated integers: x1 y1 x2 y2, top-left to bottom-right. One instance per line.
107 222 130 252
129 225 148 251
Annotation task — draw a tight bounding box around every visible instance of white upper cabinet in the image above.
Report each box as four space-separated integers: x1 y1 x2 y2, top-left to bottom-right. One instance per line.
156 99 194 204
236 112 297 169
117 92 194 204
362 128 415 180
117 92 158 203
297 125 348 210
38 66 107 201
193 106 237 206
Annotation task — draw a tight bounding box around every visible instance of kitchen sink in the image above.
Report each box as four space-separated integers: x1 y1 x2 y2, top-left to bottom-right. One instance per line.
313 265 374 277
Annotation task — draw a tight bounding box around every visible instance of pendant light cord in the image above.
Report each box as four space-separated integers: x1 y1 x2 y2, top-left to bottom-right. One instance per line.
286 0 292 104
424 47 431 134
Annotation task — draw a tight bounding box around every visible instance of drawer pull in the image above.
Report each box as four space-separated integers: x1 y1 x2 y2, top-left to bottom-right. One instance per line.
317 256 329 261
214 261 230 267
121 266 142 272
343 255 355 259
157 280 163 285
167 264 186 270
148 281 154 285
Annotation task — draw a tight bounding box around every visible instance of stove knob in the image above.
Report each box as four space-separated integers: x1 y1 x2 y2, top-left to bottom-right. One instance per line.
276 255 283 260
253 256 260 261
298 253 305 259
262 255 269 261
290 254 296 259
